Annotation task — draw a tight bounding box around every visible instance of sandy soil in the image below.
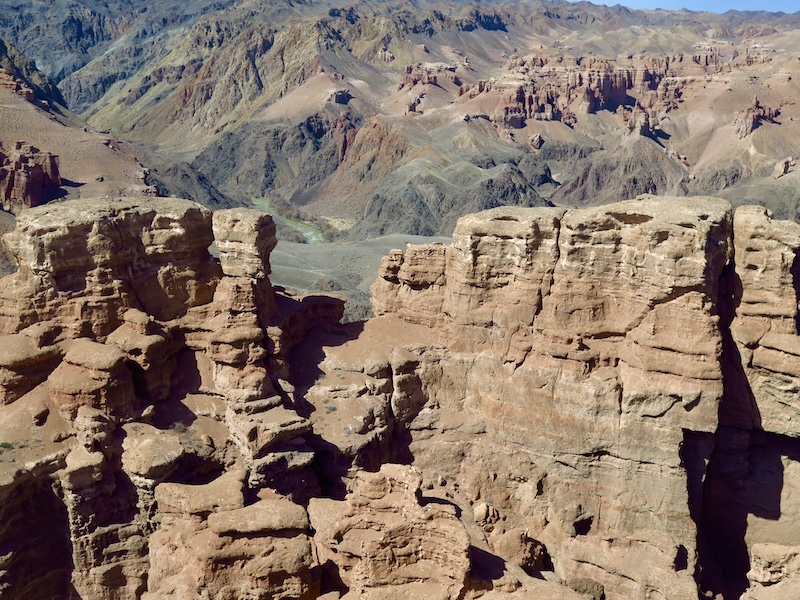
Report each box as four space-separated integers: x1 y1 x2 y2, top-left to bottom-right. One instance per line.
0 87 151 200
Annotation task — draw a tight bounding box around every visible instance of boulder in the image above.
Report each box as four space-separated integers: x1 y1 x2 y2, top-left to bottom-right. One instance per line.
48 339 135 422
772 156 793 179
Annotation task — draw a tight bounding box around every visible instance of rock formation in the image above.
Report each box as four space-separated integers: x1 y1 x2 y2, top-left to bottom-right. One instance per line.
0 197 342 599
0 39 64 107
1 195 800 599
309 464 471 599
0 141 60 212
735 96 780 139
146 482 319 599
368 197 731 598
0 68 35 103
463 52 709 133
772 156 794 179
363 196 800 599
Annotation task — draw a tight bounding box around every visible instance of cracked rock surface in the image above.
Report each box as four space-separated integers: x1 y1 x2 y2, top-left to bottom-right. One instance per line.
1 195 799 599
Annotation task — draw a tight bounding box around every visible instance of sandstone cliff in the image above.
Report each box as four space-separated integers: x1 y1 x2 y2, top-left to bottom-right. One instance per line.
0 141 61 212
362 196 800 599
0 198 344 598
1 195 800 600
362 197 731 598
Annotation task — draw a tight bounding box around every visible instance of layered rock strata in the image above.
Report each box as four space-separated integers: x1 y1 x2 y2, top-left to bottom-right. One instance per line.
146 480 318 599
2 195 800 599
462 52 720 132
360 197 800 599
732 206 800 433
0 197 343 599
0 197 220 336
0 140 60 212
368 197 731 598
309 464 471 599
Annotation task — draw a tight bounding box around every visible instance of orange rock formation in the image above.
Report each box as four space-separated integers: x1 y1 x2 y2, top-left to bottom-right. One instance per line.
0 196 799 599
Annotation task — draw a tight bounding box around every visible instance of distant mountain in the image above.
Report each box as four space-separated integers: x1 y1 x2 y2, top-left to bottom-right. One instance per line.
3 0 800 236
0 39 64 106
0 39 236 214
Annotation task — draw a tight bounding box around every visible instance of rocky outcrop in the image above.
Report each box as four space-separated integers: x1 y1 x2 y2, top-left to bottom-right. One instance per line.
0 39 64 106
0 197 343 599
465 52 711 132
691 205 800 598
0 197 218 336
369 197 730 598
735 96 780 139
309 464 470 599
0 333 61 404
731 205 800 435
744 544 800 599
0 141 60 212
772 156 794 179
2 194 800 599
399 62 462 90
146 483 318 599
0 68 35 102
364 197 800 599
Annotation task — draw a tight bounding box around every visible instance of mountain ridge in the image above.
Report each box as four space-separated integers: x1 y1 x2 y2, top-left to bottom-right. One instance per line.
4 0 800 237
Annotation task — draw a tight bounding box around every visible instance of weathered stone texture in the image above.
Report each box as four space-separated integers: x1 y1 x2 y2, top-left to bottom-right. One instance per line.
309 464 470 599
731 205 800 435
0 197 343 599
2 195 800 600
0 141 60 213
0 197 219 336
365 197 800 599
146 482 317 600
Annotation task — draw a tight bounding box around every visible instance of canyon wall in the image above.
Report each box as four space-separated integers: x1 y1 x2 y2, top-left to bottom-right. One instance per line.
0 195 799 599
363 197 800 599
0 198 344 599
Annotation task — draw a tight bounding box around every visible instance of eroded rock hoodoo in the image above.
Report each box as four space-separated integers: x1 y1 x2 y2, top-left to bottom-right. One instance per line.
0 195 799 600
0 197 343 599
0 141 60 213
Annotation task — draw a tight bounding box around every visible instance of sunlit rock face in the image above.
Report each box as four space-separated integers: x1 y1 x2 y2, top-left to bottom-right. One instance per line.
367 196 800 599
1 195 800 600
0 197 342 599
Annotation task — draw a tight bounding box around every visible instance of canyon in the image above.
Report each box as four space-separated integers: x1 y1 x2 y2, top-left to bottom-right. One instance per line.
4 1 800 240
0 194 798 599
1 1 800 598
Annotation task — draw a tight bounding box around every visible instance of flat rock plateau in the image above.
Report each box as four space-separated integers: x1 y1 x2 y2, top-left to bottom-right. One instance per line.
1 1 800 599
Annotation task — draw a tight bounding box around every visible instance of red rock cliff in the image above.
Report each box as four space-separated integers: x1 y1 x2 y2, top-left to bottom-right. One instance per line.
365 197 800 599
1 196 799 600
0 140 60 213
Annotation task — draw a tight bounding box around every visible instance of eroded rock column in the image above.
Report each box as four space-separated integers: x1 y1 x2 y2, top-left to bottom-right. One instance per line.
210 208 315 492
